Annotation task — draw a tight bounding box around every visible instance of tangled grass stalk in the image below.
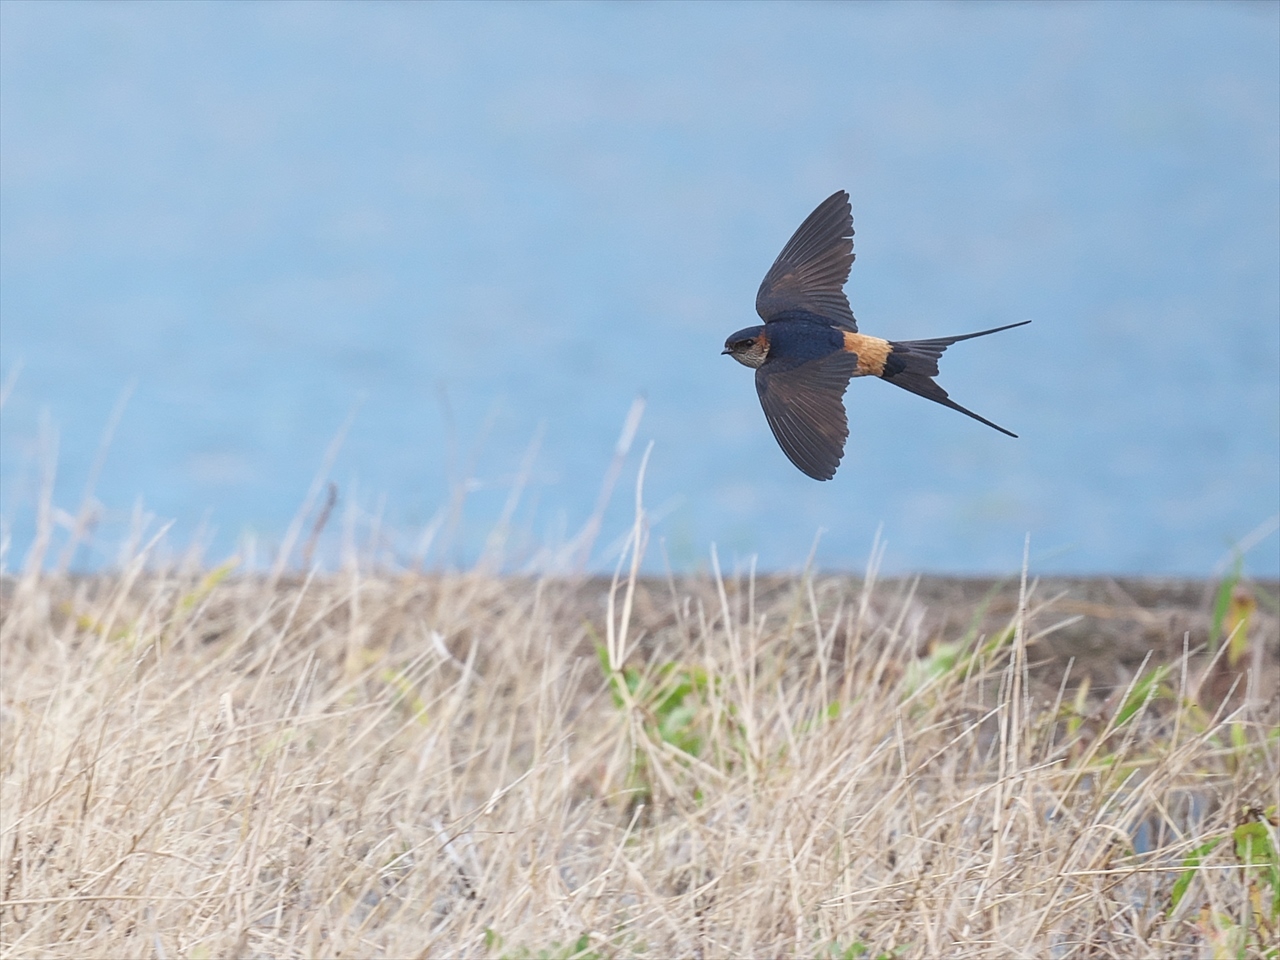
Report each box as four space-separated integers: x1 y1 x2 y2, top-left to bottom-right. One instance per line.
1 540 1277 957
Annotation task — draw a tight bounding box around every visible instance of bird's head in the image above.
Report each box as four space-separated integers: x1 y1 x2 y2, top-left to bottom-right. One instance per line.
722 326 769 369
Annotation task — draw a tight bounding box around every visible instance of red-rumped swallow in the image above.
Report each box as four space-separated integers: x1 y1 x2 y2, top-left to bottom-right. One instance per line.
723 190 1030 480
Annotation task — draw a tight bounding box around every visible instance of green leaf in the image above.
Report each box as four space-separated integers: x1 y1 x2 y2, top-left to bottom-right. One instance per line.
177 557 239 615
1229 722 1249 755
1210 555 1243 652
1170 837 1225 910
1232 819 1280 918
1233 821 1278 867
1115 665 1170 728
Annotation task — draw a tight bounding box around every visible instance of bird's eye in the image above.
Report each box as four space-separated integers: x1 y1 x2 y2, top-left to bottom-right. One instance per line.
739 340 753 349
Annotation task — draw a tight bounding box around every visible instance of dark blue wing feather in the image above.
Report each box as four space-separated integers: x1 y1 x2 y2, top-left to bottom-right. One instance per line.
755 191 857 331
754 350 860 480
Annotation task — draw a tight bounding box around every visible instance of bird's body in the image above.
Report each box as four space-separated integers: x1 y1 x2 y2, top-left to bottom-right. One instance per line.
723 191 1029 480
727 313 891 376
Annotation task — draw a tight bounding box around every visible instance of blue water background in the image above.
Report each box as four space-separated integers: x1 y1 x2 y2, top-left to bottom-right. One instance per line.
2 2 1278 575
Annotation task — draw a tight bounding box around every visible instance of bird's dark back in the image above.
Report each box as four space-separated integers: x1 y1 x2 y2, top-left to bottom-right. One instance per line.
763 313 845 365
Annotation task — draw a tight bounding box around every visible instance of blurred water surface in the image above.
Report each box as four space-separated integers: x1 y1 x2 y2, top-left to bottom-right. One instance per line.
1 2 1277 574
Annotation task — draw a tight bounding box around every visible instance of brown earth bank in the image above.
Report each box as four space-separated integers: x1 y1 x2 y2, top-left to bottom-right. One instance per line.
10 576 1280 742
7 572 1278 674
264 572 1279 700
580 573 1280 695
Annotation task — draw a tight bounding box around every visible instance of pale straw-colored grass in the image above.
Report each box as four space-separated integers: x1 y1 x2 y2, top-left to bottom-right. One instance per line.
2 522 1277 957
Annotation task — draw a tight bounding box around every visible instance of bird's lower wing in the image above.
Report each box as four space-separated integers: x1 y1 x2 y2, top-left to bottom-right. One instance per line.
755 351 861 480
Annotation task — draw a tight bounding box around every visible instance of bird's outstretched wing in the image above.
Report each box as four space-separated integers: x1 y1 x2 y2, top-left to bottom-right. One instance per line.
755 191 857 331
755 350 860 480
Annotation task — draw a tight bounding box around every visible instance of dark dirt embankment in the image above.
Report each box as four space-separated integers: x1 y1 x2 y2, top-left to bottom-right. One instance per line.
569 573 1279 711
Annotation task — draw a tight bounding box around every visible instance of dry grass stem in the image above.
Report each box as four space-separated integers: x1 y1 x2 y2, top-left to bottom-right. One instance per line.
2 544 1277 957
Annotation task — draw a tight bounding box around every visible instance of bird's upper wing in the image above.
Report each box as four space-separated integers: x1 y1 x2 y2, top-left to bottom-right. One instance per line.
754 350 860 480
755 191 857 331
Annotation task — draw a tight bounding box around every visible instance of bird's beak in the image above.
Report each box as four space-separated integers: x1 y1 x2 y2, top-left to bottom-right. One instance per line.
721 347 731 355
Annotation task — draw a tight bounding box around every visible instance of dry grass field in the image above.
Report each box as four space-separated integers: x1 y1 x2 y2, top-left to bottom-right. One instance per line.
2 545 1277 957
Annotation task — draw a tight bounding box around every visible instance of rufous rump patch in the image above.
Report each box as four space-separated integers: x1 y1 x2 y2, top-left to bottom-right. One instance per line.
842 332 892 376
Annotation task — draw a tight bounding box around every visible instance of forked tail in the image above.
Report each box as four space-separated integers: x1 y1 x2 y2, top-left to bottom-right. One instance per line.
881 320 1030 437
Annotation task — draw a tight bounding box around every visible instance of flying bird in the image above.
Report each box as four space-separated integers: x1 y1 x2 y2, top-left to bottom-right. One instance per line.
722 190 1029 480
